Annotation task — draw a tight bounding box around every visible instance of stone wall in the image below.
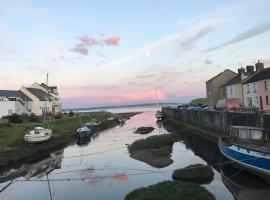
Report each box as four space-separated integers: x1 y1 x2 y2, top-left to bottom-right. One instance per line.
162 107 268 134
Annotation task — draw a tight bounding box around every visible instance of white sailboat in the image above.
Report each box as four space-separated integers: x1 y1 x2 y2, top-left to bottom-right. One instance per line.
24 74 53 143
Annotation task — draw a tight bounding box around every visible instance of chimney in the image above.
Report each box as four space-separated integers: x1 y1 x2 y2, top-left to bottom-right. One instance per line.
255 60 264 71
246 65 254 75
237 67 245 76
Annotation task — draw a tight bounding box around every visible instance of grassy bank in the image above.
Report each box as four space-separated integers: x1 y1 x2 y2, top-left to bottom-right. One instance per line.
0 112 137 167
128 134 176 168
164 118 222 143
125 181 215 200
172 164 214 184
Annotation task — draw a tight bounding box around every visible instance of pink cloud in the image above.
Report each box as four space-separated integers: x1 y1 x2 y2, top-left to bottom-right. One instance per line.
79 34 99 46
62 89 166 106
70 43 88 55
105 36 120 45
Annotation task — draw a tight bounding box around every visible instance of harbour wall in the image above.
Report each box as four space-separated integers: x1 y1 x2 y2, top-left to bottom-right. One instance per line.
162 107 270 136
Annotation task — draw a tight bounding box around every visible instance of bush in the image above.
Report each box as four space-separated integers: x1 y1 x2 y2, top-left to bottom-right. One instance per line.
68 111 74 117
172 164 214 184
4 114 23 123
54 113 63 119
125 181 215 200
29 113 40 122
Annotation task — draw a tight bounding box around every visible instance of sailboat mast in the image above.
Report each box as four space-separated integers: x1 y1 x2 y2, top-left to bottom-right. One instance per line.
44 73 49 126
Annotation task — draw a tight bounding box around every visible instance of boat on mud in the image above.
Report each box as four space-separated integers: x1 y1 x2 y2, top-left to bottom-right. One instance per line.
219 126 270 182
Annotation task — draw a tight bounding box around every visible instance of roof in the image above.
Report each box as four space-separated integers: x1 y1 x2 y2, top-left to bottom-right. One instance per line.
224 76 242 86
206 69 237 83
26 88 49 101
243 67 270 84
0 90 32 101
40 83 57 90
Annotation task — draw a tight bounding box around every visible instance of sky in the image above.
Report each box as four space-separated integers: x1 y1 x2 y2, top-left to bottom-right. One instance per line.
1 0 270 108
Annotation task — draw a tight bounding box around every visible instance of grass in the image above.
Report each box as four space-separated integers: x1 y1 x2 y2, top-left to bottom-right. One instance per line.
134 127 155 134
128 134 174 152
172 164 214 184
125 181 215 200
0 111 137 167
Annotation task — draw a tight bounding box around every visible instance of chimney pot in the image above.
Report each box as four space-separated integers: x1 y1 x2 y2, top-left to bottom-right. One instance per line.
255 61 264 71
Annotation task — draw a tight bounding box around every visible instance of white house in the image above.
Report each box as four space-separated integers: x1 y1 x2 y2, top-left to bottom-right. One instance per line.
0 90 32 118
242 62 265 109
0 82 61 118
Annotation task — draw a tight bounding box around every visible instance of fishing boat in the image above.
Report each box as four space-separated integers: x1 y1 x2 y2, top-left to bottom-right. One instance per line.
75 125 91 138
218 125 270 181
24 73 52 143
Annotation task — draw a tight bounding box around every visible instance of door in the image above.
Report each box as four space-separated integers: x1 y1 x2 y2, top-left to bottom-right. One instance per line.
260 96 263 111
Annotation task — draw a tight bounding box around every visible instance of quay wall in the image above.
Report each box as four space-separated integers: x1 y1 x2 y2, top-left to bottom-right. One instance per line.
162 107 270 135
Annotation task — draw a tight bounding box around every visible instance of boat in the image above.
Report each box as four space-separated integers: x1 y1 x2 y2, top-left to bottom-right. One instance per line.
24 73 52 143
219 125 270 182
75 125 91 138
24 127 52 143
156 111 164 120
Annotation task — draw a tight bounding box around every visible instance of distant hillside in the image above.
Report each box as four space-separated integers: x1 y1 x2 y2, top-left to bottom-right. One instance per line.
190 98 208 105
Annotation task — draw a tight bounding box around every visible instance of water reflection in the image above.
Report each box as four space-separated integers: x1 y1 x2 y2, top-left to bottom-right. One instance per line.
0 150 63 184
221 164 270 200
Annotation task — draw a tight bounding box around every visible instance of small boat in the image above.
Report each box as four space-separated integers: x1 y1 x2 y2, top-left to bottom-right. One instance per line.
76 125 91 138
156 111 164 120
24 127 52 143
219 126 270 182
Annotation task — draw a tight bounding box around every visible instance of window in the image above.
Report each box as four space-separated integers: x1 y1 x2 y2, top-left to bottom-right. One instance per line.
266 96 269 105
247 98 252 107
253 83 256 92
247 84 250 93
265 80 268 91
230 86 232 95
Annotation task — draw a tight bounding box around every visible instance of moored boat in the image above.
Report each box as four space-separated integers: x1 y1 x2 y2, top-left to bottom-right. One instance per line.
156 111 164 120
76 125 91 138
218 126 270 182
24 127 52 143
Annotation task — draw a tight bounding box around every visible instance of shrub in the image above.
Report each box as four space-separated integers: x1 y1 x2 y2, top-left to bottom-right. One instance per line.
54 113 63 119
4 114 23 123
135 127 155 134
68 111 74 117
172 164 214 184
29 113 40 122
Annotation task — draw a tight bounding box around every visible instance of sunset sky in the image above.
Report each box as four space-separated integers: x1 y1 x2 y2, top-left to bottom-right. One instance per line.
1 0 270 108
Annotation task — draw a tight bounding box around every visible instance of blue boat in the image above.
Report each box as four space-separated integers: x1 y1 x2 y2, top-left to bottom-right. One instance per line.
219 126 270 182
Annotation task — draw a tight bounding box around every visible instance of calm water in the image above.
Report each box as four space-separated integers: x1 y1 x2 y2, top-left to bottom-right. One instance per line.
0 107 269 200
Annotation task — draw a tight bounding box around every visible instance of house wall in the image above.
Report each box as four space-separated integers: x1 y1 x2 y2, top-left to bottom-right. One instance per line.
257 79 270 111
226 83 244 104
243 82 259 109
0 101 16 117
206 70 237 107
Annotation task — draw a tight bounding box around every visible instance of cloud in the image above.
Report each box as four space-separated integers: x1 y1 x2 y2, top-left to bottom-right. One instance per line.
79 34 99 46
70 34 121 55
204 59 212 65
70 43 88 55
180 26 214 50
104 36 120 45
205 21 270 52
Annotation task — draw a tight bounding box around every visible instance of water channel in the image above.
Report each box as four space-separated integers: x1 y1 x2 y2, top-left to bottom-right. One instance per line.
0 107 269 200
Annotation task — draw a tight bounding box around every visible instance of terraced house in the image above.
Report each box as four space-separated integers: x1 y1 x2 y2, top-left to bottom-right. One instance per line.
0 83 61 118
243 63 270 111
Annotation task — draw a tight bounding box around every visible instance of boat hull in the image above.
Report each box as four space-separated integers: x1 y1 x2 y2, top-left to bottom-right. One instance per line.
24 135 52 143
218 137 270 181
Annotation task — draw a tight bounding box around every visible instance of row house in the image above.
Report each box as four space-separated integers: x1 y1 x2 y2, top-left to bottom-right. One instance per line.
242 62 270 111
